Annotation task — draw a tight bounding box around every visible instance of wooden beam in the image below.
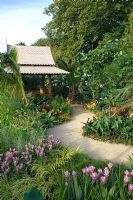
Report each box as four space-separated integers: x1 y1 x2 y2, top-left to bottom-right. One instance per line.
40 75 45 94
48 74 52 97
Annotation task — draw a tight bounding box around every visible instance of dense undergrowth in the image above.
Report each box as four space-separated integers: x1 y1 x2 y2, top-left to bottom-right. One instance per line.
0 91 71 152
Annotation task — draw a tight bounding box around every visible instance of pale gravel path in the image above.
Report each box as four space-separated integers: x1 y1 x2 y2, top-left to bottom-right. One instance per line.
47 106 133 166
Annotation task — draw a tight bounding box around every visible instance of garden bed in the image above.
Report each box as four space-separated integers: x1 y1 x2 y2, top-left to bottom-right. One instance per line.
83 115 133 145
0 138 133 200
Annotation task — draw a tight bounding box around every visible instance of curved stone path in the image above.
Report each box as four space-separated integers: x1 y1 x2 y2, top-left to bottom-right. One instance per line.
47 105 133 166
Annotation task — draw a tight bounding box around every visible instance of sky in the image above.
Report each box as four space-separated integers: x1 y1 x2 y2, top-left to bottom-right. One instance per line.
0 0 53 52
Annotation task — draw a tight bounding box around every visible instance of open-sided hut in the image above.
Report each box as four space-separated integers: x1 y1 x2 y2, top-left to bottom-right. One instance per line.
7 45 69 96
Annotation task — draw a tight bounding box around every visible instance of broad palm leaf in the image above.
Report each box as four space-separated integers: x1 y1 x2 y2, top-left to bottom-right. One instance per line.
0 48 27 104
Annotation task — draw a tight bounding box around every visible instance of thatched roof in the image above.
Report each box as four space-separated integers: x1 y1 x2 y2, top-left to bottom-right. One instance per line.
7 45 69 75
6 66 69 75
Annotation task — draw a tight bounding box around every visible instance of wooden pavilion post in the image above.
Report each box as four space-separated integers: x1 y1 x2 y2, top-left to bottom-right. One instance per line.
40 75 45 94
48 74 52 97
42 75 46 94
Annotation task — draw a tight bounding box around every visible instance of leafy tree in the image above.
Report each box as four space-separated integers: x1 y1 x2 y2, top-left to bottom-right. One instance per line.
124 10 133 50
44 0 133 64
32 38 49 46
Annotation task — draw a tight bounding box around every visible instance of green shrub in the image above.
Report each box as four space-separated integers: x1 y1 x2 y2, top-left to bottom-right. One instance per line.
26 94 72 122
51 96 72 122
83 115 133 144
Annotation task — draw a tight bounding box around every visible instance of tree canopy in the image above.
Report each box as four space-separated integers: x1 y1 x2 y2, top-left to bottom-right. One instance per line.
44 0 133 64
32 38 49 46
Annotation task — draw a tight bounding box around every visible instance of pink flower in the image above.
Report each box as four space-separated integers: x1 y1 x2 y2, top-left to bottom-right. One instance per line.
90 172 99 180
128 184 133 192
54 137 61 145
98 168 103 175
39 148 44 156
64 171 71 178
124 170 130 176
86 166 95 174
104 167 110 177
5 151 13 160
100 176 107 185
16 163 23 172
13 157 19 166
124 175 130 184
1 161 9 169
82 168 87 174
108 163 113 170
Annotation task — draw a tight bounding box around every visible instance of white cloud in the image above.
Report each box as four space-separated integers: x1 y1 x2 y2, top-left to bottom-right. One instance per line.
0 4 52 52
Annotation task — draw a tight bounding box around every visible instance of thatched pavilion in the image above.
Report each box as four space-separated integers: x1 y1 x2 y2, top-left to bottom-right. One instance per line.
7 45 69 96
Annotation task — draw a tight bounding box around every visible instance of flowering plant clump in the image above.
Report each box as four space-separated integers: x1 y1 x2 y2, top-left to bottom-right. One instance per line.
0 136 61 176
64 170 77 186
81 163 113 184
123 170 133 192
64 163 113 187
64 163 133 194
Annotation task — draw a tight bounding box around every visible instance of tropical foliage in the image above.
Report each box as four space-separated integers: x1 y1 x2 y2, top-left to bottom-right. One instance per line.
43 1 133 144
0 0 133 199
83 115 133 145
0 48 27 103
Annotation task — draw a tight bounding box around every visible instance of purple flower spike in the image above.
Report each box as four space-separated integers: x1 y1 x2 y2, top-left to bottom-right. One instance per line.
104 167 110 177
82 168 87 174
54 137 61 145
1 161 9 170
124 170 130 176
64 171 71 178
128 184 133 192
86 166 95 174
90 172 99 181
108 163 113 170
47 143 53 151
5 151 13 160
16 163 23 172
100 176 107 185
39 149 44 156
13 157 19 166
124 175 130 184
98 169 103 175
